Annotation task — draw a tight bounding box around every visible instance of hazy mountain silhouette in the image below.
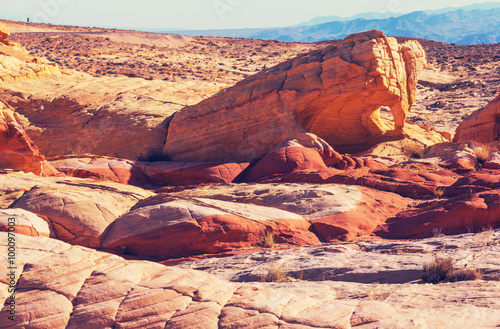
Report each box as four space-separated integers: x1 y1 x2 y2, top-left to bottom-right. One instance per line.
174 4 500 45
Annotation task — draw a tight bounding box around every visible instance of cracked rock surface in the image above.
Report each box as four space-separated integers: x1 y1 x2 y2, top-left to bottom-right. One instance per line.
1 232 499 328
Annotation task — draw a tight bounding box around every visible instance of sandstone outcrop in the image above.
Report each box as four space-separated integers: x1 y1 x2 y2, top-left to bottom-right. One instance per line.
2 231 500 328
0 75 205 160
375 190 500 239
164 30 431 162
242 137 339 182
50 155 249 186
142 161 250 186
0 23 9 41
0 24 222 160
0 103 58 175
0 208 53 237
0 170 153 248
102 183 410 258
454 93 500 144
49 156 151 186
0 22 40 64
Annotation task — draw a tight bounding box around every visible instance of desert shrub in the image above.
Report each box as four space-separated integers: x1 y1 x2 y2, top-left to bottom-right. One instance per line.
136 149 171 162
422 256 481 284
449 269 482 282
422 256 454 283
433 187 446 199
470 142 495 164
261 263 291 283
261 230 275 248
405 142 427 159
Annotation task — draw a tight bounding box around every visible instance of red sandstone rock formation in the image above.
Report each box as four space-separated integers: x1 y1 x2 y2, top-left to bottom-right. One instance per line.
454 93 500 144
375 189 500 239
0 104 58 175
101 183 410 257
164 30 432 162
50 156 250 186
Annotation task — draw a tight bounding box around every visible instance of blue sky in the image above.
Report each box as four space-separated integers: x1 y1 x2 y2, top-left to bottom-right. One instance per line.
1 0 499 30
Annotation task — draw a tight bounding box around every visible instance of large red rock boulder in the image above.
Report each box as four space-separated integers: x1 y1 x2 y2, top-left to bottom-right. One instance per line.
374 190 500 239
243 139 334 182
454 94 500 144
0 105 58 175
50 156 151 186
12 177 154 248
310 186 410 241
164 30 430 162
143 161 250 186
50 155 250 187
102 183 410 258
102 196 271 258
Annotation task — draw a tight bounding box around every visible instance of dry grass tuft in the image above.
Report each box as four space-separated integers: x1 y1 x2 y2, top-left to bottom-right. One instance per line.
470 142 495 164
449 268 482 282
422 256 481 284
433 187 446 199
405 142 427 159
261 263 291 283
432 227 444 238
473 225 496 246
261 230 275 248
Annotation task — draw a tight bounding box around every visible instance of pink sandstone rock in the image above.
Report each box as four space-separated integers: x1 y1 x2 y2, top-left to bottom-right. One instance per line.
375 190 500 239
454 93 500 144
0 104 59 176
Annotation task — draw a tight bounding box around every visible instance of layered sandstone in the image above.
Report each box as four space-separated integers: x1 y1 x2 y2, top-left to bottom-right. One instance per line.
164 30 429 162
0 103 58 175
1 231 499 328
0 171 153 248
454 93 500 144
49 155 249 186
0 21 39 64
0 71 220 160
102 183 409 258
0 21 223 160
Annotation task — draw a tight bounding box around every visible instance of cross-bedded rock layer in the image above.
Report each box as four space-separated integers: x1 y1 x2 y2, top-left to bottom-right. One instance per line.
164 30 431 162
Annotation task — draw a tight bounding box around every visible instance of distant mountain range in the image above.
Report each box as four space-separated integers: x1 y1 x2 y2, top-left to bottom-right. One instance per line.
170 2 500 45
